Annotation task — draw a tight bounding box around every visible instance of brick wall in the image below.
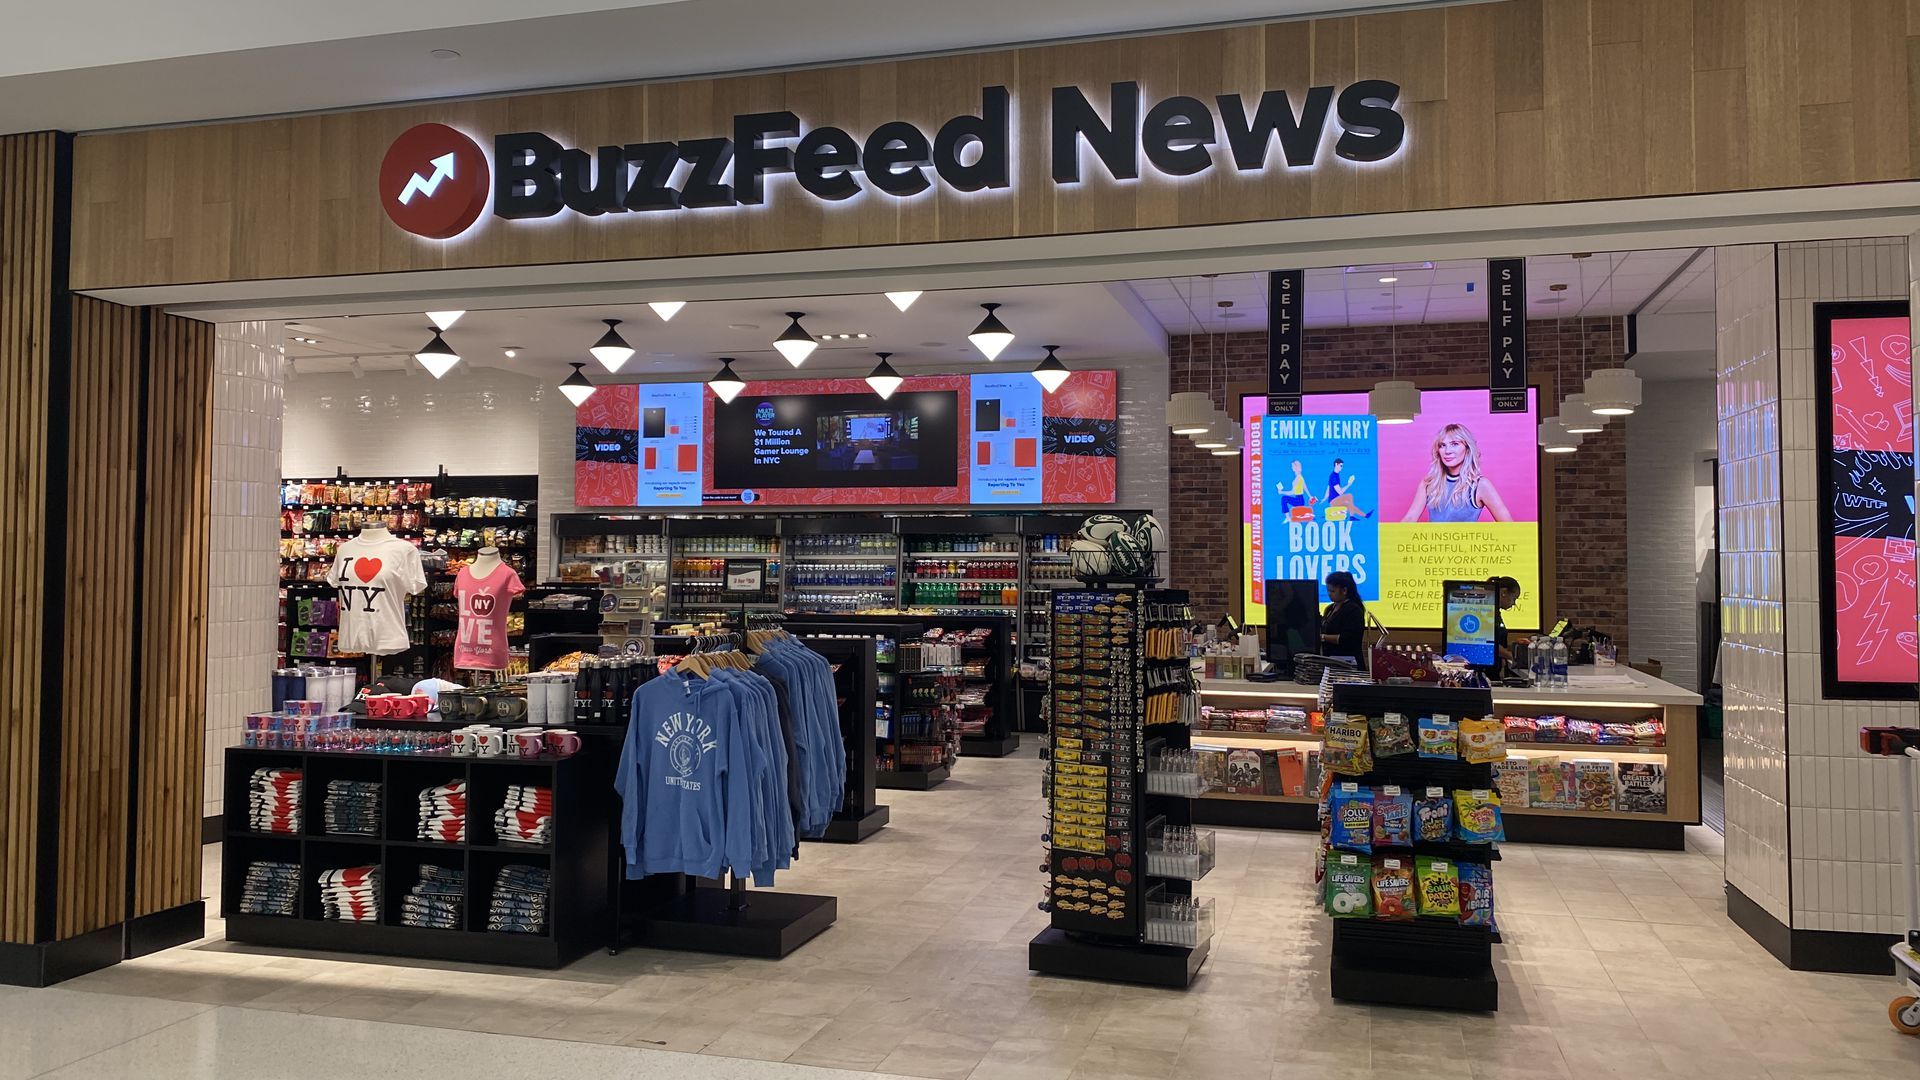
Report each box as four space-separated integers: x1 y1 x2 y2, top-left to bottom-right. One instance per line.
1166 318 1628 647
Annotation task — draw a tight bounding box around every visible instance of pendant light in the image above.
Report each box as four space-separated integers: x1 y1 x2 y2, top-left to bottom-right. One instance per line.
865 352 904 399
1032 346 1071 394
1368 278 1420 424
1560 392 1603 434
426 310 464 331
1582 254 1640 415
1210 426 1244 456
885 291 923 312
647 301 686 322
1192 413 1230 449
774 312 817 367
558 362 597 406
1538 416 1582 454
1167 392 1212 434
968 303 1015 360
589 318 634 372
414 328 460 379
708 358 747 403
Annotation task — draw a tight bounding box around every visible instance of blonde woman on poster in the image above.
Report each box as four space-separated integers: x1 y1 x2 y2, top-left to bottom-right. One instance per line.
1398 422 1514 523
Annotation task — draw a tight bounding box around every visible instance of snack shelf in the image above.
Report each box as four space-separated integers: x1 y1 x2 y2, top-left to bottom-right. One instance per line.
1199 791 1317 805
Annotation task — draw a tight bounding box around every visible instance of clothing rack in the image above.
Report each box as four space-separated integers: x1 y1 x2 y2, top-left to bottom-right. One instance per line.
605 631 838 959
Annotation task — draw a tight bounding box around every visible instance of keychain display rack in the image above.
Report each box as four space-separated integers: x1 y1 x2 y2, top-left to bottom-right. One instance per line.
1028 585 1208 988
1324 683 1501 1012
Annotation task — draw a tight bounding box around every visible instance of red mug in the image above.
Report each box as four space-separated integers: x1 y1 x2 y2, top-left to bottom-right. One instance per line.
544 730 581 757
397 694 433 719
366 694 398 718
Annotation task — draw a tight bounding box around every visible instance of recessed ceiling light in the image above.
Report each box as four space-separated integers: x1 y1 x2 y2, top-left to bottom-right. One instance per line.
1378 275 1399 283
919 341 946 348
431 48 461 61
1220 312 1247 320
502 347 519 358
727 323 760 331
1368 304 1404 312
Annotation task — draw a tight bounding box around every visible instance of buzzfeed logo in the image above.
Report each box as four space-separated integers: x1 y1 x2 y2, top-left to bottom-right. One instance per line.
379 123 490 239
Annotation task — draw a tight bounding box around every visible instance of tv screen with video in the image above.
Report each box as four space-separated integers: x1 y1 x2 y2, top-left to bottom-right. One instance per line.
712 391 957 488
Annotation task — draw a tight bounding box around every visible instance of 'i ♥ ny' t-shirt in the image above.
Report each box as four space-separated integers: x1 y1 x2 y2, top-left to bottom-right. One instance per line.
453 563 526 671
329 535 427 654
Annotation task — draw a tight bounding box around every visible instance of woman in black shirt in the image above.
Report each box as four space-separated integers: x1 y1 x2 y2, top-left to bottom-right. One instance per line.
1320 571 1367 661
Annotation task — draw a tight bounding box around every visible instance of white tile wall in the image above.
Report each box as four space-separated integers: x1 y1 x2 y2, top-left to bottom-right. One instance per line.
1775 237 1913 936
1626 377 1717 691
1717 242 1792 923
205 322 285 820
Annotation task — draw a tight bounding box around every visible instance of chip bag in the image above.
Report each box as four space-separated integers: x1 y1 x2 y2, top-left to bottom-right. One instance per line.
1415 855 1461 918
1458 717 1507 764
1328 783 1375 854
1453 788 1505 844
1368 712 1416 758
1323 713 1373 775
1417 715 1458 760
1458 862 1495 927
1413 787 1453 843
1373 857 1415 920
1324 851 1373 918
1372 786 1414 847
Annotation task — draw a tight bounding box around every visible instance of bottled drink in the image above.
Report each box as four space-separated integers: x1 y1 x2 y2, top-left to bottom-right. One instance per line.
1530 639 1549 687
1549 637 1569 689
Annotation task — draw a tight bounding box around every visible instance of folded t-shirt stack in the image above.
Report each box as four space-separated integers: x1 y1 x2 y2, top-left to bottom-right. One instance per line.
492 784 552 846
239 860 300 916
488 863 549 934
317 865 380 922
322 779 382 836
247 767 303 834
399 864 464 930
417 779 467 843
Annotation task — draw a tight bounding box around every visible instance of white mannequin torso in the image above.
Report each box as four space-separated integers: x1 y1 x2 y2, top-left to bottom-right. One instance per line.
469 546 503 577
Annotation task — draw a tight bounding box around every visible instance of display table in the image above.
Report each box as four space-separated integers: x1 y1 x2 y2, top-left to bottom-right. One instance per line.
1190 666 1701 849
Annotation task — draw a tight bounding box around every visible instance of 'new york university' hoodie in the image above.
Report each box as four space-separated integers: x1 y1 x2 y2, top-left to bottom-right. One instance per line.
616 672 758 880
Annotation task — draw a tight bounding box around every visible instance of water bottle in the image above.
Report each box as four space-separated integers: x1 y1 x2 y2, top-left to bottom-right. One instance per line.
1529 639 1549 686
1550 637 1569 689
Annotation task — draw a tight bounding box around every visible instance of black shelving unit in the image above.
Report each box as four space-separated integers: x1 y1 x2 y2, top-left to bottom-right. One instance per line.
1322 683 1500 1012
221 746 608 968
794 634 889 842
780 616 946 791
1029 586 1208 988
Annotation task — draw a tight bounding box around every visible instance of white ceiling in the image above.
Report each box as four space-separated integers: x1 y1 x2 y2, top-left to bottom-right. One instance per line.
2 0 1425 134
1130 248 1716 336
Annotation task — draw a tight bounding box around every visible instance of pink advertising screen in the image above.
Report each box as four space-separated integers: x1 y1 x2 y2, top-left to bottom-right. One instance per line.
1815 303 1918 698
1241 387 1542 629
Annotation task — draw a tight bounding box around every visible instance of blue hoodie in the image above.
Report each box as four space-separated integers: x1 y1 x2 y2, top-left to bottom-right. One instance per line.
756 640 841 836
617 671 759 881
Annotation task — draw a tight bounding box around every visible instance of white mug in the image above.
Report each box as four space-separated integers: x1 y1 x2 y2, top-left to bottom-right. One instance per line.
452 728 481 756
477 728 510 757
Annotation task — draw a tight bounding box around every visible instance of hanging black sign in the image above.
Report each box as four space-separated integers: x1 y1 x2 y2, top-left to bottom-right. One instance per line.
1268 269 1304 416
1488 258 1528 413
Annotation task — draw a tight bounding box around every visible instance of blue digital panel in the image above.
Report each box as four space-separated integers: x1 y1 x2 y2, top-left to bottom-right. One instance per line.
968 373 1043 503
634 382 706 506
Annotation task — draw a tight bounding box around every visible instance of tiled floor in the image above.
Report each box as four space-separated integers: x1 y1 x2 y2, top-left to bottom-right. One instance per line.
40 755 1920 1079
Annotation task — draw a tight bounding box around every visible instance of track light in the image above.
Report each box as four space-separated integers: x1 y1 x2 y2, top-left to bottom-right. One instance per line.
414 329 460 379
885 291 923 312
1032 346 1071 394
709 358 746 404
864 353 904 399
968 303 1014 360
648 301 686 322
589 319 634 373
559 363 597 407
774 312 817 367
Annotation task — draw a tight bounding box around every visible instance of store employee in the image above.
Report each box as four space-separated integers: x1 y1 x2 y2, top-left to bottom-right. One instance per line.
1320 571 1367 661
1489 575 1521 673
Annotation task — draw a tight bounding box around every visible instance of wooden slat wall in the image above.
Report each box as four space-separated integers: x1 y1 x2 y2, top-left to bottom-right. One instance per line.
133 313 212 919
66 0 1920 291
56 296 140 940
0 132 55 946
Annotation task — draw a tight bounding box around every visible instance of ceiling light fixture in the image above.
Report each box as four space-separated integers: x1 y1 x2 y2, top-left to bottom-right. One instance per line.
885 291 923 312
1368 276 1421 425
1032 346 1071 394
350 359 366 380
648 301 686 322
426 310 464 331
1378 275 1399 284
774 312 818 367
1560 392 1604 434
1192 413 1230 449
502 347 519 359
1585 366 1642 416
1210 426 1244 456
866 352 904 399
1167 392 1213 434
968 303 1014 360
708 358 747 403
414 328 461 379
1538 416 1582 454
558 363 597 407
589 318 635 372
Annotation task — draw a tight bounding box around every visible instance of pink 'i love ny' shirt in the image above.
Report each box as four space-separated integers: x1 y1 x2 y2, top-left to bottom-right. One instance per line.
452 563 525 670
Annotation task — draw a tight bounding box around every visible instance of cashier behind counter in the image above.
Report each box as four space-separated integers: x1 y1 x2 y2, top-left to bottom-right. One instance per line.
1489 575 1521 675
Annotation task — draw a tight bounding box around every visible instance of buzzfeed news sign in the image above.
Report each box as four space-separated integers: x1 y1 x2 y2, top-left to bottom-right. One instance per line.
379 80 1407 240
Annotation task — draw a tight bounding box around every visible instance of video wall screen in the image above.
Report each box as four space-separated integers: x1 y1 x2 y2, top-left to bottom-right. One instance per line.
1240 387 1542 631
575 370 1118 507
1814 301 1917 699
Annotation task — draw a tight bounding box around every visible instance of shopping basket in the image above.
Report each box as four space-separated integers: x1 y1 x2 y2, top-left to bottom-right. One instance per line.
1860 726 1920 1035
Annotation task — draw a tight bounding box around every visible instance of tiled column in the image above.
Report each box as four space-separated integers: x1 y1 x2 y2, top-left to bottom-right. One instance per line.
204 321 285 825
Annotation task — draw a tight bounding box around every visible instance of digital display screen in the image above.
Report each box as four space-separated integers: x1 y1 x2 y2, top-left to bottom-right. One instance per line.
1444 580 1498 668
1815 303 1917 698
574 370 1118 507
1242 387 1541 629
